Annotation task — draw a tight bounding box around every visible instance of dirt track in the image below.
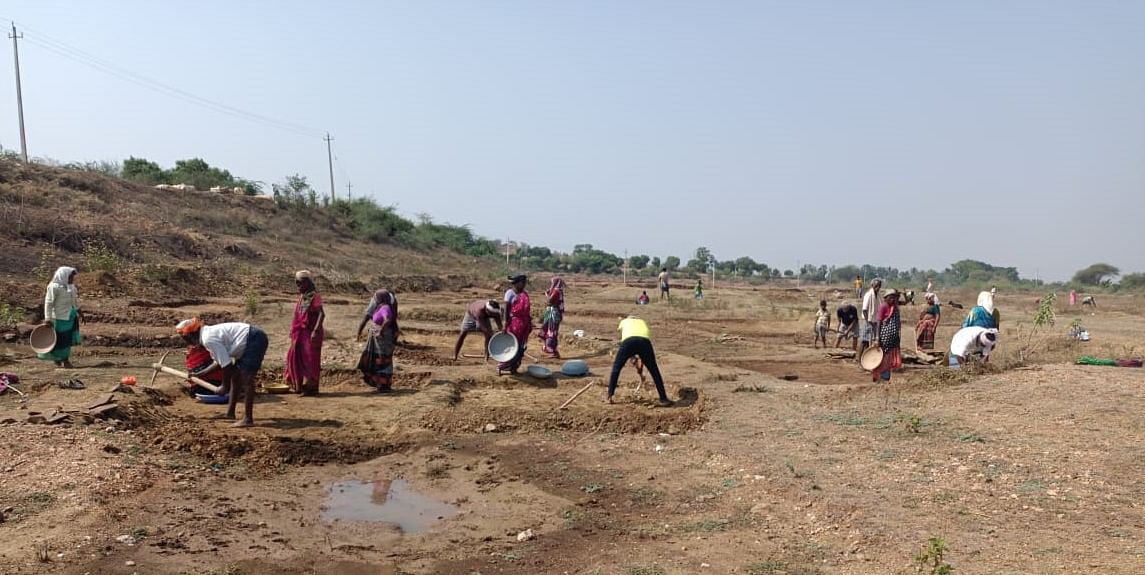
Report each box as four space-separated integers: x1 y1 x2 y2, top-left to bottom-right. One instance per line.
1 282 1144 574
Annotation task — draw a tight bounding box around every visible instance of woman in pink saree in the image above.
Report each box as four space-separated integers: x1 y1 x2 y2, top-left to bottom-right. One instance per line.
284 270 325 396
498 274 532 375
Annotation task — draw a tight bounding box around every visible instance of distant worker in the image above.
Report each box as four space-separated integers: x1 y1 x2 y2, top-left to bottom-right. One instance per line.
694 278 704 300
358 294 397 392
813 299 831 349
498 275 532 375
177 318 269 427
858 278 883 360
834 302 859 350
284 270 324 396
963 291 997 329
871 290 902 383
39 266 83 369
949 327 998 367
453 300 502 361
658 268 671 301
607 316 673 407
915 293 941 352
357 289 399 341
539 277 566 358
637 291 650 305
854 275 864 298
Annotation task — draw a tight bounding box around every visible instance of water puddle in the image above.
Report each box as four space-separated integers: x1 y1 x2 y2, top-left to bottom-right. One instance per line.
321 479 458 533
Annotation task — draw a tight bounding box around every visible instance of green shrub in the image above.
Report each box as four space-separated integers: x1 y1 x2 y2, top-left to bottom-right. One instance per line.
82 240 120 274
0 304 25 329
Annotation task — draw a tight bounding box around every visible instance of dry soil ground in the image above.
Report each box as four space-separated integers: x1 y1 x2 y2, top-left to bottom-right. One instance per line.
1 281 1143 575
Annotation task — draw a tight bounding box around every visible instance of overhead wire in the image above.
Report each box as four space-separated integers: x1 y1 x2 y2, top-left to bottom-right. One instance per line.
11 19 324 139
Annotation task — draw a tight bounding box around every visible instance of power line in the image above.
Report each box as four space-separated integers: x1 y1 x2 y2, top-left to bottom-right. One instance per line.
12 20 323 139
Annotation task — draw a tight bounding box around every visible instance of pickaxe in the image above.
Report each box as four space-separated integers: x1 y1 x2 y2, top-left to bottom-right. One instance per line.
149 351 223 394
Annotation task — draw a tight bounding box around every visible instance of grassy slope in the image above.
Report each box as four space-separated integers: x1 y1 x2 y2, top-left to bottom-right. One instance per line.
0 160 486 307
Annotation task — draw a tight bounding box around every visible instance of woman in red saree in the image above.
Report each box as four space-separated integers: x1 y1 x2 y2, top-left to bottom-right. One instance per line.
284 271 325 396
498 275 532 375
538 276 565 358
915 293 941 351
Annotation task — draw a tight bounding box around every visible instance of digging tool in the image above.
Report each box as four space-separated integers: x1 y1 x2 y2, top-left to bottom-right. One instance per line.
557 380 595 410
149 355 222 394
148 351 171 387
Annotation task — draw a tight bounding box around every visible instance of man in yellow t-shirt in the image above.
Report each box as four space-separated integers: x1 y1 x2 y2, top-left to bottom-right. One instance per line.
608 316 672 406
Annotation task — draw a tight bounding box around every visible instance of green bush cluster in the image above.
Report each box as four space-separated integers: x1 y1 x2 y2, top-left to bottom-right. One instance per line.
123 157 261 195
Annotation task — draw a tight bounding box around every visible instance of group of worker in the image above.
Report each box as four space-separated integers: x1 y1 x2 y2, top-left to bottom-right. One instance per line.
821 278 1000 372
37 264 1013 429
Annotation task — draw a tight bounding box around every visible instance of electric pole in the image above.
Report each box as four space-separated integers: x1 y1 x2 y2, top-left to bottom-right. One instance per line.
9 23 27 162
323 132 335 202
346 181 353 200
623 249 628 286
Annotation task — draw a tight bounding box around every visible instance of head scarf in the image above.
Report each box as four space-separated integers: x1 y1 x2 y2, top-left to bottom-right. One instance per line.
297 275 318 310
977 291 995 314
979 329 998 345
176 317 203 336
547 277 565 311
50 266 78 297
371 289 395 308
295 270 313 281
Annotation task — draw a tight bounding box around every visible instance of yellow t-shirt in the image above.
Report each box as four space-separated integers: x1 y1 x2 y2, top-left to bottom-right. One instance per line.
618 317 651 341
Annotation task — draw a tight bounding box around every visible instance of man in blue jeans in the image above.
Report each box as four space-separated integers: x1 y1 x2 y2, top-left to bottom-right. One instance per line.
176 318 269 427
607 316 673 407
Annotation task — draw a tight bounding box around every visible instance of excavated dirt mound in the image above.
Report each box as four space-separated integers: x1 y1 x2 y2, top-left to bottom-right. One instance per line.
145 421 405 471
420 390 706 435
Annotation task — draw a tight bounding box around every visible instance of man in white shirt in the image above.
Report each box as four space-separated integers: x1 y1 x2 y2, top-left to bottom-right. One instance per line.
858 278 883 359
176 318 269 427
949 327 998 367
658 268 671 301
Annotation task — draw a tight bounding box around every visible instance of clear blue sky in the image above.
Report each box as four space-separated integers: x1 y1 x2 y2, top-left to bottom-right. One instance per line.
2 1 1142 281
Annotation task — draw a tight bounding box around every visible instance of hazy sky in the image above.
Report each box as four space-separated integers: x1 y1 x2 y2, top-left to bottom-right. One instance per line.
2 1 1142 280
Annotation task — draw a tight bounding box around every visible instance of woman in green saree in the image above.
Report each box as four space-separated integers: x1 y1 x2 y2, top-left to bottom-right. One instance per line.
40 266 84 368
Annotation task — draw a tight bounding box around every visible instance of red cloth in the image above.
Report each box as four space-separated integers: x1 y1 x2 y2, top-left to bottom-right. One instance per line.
186 345 224 384
507 290 532 341
284 292 323 393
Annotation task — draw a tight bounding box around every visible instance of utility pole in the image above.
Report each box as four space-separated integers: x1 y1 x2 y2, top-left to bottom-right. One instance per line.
346 181 353 200
323 132 335 202
623 249 628 286
9 23 27 162
505 238 511 270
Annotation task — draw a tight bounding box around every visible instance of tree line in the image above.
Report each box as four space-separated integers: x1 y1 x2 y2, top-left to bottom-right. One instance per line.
45 155 1145 290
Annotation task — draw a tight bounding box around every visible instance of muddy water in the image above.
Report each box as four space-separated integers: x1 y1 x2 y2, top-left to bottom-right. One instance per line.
321 479 458 533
